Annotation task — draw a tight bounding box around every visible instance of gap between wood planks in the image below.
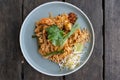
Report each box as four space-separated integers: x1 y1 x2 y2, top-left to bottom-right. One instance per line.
21 0 24 80
102 0 105 80
62 1 65 80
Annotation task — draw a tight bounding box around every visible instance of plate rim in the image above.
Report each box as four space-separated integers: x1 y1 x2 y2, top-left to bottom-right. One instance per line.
20 1 95 76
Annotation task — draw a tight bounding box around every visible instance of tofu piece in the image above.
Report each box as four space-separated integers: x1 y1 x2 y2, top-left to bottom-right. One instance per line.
64 22 72 31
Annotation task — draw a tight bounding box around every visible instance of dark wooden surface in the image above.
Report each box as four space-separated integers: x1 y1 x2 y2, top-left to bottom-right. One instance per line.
105 0 120 80
0 0 22 80
0 0 119 80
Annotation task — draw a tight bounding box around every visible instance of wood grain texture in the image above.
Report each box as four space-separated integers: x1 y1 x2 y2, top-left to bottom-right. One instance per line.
0 0 23 80
65 0 103 80
23 0 63 80
105 0 120 80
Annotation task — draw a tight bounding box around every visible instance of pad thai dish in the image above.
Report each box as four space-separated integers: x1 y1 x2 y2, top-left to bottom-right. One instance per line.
32 12 89 70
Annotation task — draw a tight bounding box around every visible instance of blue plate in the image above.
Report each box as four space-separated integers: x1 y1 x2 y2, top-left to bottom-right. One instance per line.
20 1 95 76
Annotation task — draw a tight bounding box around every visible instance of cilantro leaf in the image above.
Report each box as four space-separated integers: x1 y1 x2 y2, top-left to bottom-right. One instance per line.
46 23 80 48
46 25 64 46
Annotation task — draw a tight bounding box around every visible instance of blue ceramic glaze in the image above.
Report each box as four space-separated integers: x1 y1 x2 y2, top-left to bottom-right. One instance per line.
20 1 95 76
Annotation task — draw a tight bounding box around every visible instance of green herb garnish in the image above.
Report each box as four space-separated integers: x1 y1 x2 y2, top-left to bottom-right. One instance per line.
44 50 64 58
60 23 80 48
46 25 64 46
32 35 37 38
46 23 80 48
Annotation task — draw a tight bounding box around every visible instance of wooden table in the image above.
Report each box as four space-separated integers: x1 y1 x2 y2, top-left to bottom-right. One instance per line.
0 0 120 80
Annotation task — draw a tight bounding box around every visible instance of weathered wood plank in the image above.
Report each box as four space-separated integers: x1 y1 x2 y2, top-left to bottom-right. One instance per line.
23 61 63 80
0 0 23 80
65 0 103 80
105 0 120 80
23 0 63 80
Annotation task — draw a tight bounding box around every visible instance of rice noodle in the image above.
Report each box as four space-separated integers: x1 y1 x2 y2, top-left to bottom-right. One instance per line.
34 13 89 66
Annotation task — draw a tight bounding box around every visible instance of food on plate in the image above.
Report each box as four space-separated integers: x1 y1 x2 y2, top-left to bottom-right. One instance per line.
32 12 89 70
